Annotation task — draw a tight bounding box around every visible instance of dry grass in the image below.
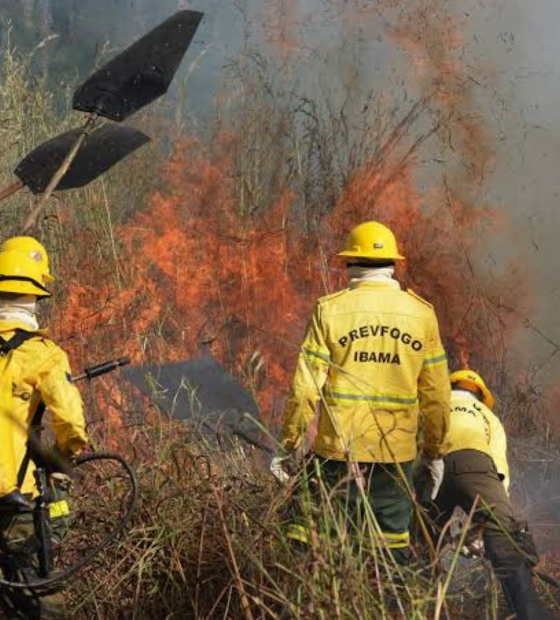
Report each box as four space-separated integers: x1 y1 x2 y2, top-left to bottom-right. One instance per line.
62 422 472 619
60 415 560 619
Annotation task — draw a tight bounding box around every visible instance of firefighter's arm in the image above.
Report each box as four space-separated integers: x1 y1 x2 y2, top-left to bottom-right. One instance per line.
280 303 330 453
38 348 88 457
418 315 450 458
489 414 510 493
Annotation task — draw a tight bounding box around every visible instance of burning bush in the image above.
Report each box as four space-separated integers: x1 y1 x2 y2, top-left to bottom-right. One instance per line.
47 0 530 428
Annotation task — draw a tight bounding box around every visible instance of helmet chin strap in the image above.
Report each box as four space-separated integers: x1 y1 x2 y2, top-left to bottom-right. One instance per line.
346 260 396 269
0 275 50 295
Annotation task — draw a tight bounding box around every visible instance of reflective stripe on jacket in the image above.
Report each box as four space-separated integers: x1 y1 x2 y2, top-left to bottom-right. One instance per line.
281 281 450 462
443 391 510 492
0 320 87 496
285 522 410 549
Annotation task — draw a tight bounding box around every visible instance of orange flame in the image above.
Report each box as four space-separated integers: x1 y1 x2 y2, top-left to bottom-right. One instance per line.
52 1 528 424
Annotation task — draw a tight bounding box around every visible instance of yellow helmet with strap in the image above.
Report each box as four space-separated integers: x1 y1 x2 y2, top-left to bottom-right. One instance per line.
0 250 51 298
1 237 54 283
450 369 494 409
337 221 405 262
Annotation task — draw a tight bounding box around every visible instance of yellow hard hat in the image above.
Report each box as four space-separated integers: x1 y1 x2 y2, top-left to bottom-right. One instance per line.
337 221 405 261
450 369 494 409
0 250 51 298
1 237 54 283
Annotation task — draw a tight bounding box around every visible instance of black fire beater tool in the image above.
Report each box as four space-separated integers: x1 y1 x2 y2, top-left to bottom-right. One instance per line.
0 124 150 205
0 9 203 230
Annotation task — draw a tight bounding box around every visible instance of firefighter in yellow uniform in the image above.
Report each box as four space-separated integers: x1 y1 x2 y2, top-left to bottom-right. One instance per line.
433 370 551 620
272 222 450 561
0 241 88 619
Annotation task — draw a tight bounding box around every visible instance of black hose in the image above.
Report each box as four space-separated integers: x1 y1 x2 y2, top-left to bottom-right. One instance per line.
0 452 138 591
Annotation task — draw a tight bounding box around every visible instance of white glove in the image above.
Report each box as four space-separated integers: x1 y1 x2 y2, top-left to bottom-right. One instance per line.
270 455 291 484
418 456 444 500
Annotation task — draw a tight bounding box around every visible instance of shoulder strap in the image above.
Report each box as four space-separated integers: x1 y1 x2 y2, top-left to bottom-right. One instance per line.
0 330 39 356
16 402 46 488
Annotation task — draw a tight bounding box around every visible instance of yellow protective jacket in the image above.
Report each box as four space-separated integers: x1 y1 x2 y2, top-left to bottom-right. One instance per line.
281 281 450 463
0 320 87 496
443 391 510 492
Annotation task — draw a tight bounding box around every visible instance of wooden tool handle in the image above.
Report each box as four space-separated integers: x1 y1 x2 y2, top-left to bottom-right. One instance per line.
22 113 98 233
0 179 24 203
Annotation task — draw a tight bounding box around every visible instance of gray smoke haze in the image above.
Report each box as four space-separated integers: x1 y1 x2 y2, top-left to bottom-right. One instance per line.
460 0 560 383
